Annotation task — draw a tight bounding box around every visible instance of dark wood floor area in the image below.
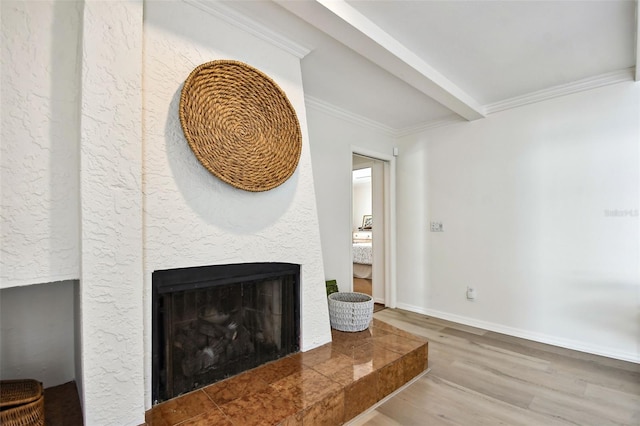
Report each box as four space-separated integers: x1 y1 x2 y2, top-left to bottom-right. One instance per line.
348 309 640 425
44 381 83 426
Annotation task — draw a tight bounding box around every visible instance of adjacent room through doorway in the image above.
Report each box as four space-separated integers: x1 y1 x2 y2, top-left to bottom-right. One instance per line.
352 154 387 311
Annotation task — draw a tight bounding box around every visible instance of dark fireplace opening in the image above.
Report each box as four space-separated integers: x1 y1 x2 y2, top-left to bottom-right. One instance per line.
152 262 300 404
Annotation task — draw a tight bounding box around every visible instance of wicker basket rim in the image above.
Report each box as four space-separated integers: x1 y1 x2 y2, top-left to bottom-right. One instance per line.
0 395 45 426
328 291 373 302
0 380 42 408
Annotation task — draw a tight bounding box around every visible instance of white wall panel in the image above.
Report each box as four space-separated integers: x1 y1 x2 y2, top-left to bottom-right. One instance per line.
0 280 75 387
306 106 395 292
397 82 640 361
1 0 81 288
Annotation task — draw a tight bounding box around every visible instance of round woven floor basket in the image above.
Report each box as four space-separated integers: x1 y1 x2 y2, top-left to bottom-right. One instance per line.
328 292 374 332
179 60 302 192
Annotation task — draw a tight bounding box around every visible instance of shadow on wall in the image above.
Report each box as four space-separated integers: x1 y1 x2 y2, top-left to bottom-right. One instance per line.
0 280 76 388
50 0 81 278
164 87 297 234
562 279 639 350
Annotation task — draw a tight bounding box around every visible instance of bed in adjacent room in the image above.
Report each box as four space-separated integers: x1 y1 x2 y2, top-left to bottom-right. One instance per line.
352 241 372 279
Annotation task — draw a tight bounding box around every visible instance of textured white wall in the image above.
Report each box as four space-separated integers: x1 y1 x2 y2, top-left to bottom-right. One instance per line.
1 0 335 421
397 82 640 362
79 1 145 425
0 0 81 288
306 106 395 291
0 280 75 387
143 1 331 407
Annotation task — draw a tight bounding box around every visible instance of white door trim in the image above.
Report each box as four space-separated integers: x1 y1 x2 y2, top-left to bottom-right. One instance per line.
351 147 397 309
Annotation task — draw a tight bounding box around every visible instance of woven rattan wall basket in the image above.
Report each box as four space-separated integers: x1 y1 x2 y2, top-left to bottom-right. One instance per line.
179 60 302 192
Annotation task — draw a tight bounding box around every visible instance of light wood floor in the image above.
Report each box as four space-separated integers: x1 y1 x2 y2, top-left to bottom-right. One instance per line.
349 309 640 426
353 277 372 295
353 278 385 313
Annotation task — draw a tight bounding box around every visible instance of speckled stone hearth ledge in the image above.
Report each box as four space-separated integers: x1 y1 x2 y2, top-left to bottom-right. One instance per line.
145 319 428 425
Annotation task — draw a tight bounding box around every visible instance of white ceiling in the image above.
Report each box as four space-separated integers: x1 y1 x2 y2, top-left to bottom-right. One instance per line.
215 0 638 133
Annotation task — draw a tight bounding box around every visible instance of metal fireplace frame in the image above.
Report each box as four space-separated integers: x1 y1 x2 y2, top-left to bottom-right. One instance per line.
151 262 300 404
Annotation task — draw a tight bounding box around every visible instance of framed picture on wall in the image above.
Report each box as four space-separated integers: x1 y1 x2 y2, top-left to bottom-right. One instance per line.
361 215 373 229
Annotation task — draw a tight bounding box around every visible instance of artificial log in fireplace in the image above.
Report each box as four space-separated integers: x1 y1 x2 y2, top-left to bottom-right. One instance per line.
152 262 300 404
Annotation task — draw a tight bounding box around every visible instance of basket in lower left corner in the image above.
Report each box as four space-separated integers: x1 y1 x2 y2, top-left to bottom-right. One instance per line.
0 379 45 426
328 291 374 332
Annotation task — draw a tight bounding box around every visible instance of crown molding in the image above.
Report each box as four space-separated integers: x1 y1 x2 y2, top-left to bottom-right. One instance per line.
484 68 635 115
305 96 468 138
304 96 397 137
396 68 635 135
304 95 467 138
305 66 635 139
394 116 466 138
183 0 311 59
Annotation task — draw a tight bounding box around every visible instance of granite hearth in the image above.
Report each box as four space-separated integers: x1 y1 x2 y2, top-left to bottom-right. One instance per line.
145 318 428 425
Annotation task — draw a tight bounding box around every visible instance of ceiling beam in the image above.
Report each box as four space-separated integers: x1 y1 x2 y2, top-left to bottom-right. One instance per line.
276 0 485 121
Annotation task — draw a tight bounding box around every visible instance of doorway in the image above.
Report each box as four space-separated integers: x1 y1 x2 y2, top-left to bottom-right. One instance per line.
352 153 389 308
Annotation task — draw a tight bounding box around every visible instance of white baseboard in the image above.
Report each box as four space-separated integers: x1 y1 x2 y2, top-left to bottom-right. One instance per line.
395 303 640 364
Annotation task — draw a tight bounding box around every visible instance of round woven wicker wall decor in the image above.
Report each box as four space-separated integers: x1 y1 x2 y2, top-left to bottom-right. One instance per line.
179 60 302 192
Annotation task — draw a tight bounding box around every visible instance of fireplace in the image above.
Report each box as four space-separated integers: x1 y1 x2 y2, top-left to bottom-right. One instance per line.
151 262 300 404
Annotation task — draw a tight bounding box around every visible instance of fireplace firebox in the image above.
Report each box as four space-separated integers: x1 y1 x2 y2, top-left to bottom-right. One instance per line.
152 263 300 403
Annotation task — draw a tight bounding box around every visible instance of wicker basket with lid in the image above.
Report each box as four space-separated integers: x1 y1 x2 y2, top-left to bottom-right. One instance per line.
0 379 45 426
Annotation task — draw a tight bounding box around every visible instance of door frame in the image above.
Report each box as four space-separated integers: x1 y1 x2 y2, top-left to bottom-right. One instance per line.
350 146 397 309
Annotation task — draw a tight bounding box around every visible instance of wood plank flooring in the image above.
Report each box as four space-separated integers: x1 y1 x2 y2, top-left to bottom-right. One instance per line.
348 309 640 426
353 278 372 295
353 278 385 312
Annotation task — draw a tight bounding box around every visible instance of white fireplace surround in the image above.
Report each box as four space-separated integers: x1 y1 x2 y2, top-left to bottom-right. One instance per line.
1 1 331 424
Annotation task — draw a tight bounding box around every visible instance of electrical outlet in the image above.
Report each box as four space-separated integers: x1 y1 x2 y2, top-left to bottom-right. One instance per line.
466 286 476 300
430 222 443 232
